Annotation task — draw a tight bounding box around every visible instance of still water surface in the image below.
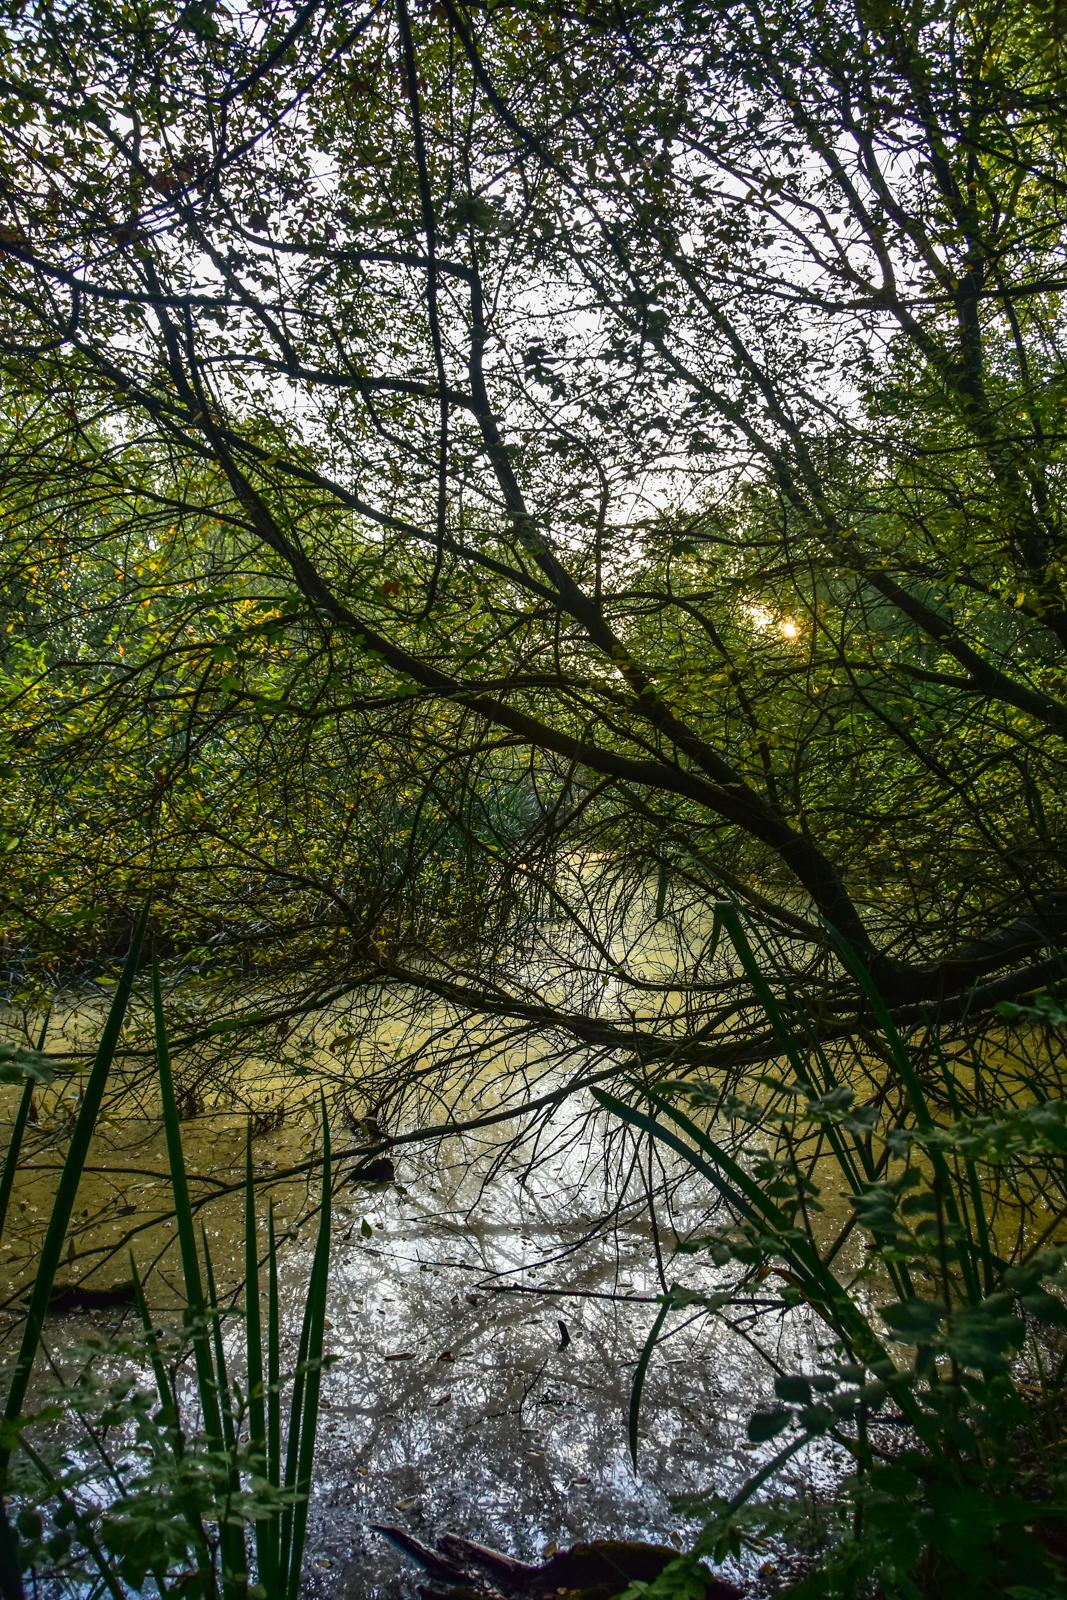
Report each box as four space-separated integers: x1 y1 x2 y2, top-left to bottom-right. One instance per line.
0 994 833 1599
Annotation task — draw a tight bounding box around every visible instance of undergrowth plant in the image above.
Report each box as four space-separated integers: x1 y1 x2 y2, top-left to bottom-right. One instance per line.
601 904 1067 1600
0 923 334 1600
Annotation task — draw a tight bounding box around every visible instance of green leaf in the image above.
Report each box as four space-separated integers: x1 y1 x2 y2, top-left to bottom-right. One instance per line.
0 1014 48 1240
246 1131 274 1594
942 1299 1026 1370
282 1094 331 1600
994 992 1067 1026
880 1298 945 1343
1019 1288 1067 1327
0 1043 54 1085
746 1406 791 1442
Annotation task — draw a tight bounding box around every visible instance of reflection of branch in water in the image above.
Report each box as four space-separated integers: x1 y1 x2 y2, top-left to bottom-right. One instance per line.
0 1065 675 1322
2 868 1062 1348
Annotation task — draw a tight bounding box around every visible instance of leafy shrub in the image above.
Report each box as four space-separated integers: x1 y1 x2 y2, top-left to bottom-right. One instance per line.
603 906 1067 1599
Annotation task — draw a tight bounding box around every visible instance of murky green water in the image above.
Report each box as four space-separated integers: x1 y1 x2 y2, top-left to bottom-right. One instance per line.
0 1076 831 1597
0 952 835 1598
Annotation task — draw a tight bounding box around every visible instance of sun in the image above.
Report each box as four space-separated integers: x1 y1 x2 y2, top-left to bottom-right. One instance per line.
780 620 799 638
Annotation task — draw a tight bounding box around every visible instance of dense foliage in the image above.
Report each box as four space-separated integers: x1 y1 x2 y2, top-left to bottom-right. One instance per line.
2 0 1067 1593
0 0 1065 1040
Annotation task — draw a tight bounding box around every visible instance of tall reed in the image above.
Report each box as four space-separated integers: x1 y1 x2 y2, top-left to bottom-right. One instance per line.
601 904 1067 1598
0 935 334 1599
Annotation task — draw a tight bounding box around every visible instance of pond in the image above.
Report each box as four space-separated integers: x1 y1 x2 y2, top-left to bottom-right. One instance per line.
0 994 838 1598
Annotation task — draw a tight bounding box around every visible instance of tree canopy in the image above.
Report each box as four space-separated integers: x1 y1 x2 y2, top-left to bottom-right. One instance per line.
1 0 1066 1103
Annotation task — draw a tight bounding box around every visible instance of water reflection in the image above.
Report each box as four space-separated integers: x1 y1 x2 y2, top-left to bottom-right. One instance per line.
0 994 832 1599
289 1158 827 1599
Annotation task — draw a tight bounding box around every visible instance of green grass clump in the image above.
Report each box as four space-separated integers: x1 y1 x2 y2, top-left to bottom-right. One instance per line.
0 921 334 1600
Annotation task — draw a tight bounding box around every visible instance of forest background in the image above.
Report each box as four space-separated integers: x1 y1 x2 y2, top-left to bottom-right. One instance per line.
2 0 1067 1591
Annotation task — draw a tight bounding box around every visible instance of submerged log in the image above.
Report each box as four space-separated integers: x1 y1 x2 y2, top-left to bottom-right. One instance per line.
27 1282 137 1314
371 1525 743 1600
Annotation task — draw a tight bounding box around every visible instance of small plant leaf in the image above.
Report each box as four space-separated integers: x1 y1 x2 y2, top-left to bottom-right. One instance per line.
774 1374 812 1405
747 1407 791 1443
0 1044 54 1085
880 1298 945 1344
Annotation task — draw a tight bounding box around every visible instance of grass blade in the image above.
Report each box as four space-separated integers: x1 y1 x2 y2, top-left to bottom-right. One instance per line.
0 1012 49 1245
629 1294 671 1469
277 1293 312 1579
263 1201 283 1593
152 960 224 1448
267 1203 281 1495
717 903 812 1087
592 1088 798 1260
822 922 935 1126
202 1229 249 1600
130 1253 176 1430
245 1134 273 1596
277 1281 310 1585
592 1087 906 1385
596 1086 932 1430
935 1040 995 1298
740 911 878 1187
718 905 867 1196
643 1091 886 1342
0 1084 33 1250
0 906 148 1480
284 1097 331 1600
130 1255 217 1591
245 1134 266 1454
824 926 979 1301
154 961 245 1594
201 1229 236 1455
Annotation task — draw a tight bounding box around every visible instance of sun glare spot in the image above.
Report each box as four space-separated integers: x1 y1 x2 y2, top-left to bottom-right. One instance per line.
780 620 799 638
